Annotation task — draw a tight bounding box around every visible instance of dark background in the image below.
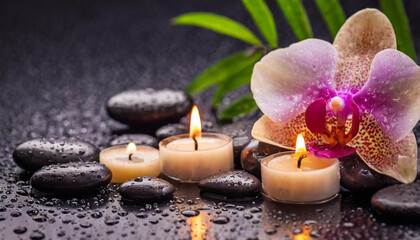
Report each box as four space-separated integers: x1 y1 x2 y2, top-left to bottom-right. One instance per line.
1 0 420 239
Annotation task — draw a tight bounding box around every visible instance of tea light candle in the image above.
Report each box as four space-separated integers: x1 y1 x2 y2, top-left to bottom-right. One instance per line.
159 106 234 182
261 134 340 204
100 143 160 183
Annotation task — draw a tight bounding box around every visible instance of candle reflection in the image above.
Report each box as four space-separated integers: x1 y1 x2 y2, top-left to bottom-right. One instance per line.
294 229 311 240
189 213 208 240
261 196 341 239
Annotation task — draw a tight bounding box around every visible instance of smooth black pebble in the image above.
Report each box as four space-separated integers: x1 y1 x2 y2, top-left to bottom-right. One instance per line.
155 123 188 141
106 88 193 127
241 139 285 178
30 162 112 195
118 177 175 202
340 153 399 191
13 137 99 172
109 134 158 147
219 122 254 162
371 182 420 220
198 170 261 198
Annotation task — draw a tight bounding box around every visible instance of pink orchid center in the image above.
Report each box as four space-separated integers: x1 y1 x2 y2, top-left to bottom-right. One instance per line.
305 95 360 158
329 96 344 115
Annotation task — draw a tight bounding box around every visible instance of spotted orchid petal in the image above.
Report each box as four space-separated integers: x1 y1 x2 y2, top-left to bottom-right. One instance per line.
251 39 337 123
252 114 318 150
349 112 418 183
252 107 358 156
353 49 420 142
333 9 396 93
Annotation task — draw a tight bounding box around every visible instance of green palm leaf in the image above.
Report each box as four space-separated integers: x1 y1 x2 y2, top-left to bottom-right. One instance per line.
242 0 278 48
172 12 261 46
314 0 346 38
211 66 255 108
380 0 417 61
219 93 259 120
275 0 313 40
186 50 262 95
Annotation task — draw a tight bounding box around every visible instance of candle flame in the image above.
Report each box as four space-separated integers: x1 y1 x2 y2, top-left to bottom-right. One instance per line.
295 134 307 171
295 134 306 154
126 142 137 155
189 105 202 139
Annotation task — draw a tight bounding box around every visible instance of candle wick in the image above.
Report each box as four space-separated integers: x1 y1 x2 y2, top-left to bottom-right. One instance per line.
193 136 198 151
129 153 133 161
297 154 307 169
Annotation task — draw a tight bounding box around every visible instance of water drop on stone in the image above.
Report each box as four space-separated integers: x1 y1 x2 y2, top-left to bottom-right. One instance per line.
13 226 27 234
213 216 229 224
310 230 321 238
265 228 277 235
104 219 119 226
29 230 45 240
136 213 148 219
181 210 199 217
91 211 103 219
11 211 22 217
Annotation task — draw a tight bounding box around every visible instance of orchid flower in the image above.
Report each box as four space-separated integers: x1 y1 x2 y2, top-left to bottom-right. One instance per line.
251 9 420 183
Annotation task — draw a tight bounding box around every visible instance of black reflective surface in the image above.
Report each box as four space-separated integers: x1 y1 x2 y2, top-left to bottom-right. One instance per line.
1 0 420 239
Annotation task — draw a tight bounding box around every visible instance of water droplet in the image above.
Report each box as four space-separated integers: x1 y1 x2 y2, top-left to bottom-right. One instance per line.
13 226 27 234
181 210 199 217
29 230 45 240
213 216 229 224
104 218 119 226
265 228 277 235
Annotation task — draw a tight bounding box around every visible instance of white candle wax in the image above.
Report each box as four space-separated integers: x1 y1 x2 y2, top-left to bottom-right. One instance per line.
100 145 160 183
159 133 234 182
261 152 340 203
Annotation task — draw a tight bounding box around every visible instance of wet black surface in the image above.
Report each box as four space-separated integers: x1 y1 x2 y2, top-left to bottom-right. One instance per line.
2 0 420 239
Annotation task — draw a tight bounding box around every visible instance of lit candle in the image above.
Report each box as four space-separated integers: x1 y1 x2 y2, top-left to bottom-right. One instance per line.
261 134 340 204
159 106 234 182
100 142 160 183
